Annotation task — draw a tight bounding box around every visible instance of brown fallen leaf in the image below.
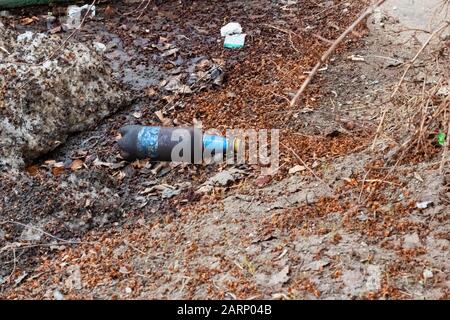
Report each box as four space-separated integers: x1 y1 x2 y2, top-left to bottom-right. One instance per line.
26 165 39 177
70 159 84 171
288 165 306 174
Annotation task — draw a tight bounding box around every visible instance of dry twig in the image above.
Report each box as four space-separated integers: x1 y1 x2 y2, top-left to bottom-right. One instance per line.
289 0 387 107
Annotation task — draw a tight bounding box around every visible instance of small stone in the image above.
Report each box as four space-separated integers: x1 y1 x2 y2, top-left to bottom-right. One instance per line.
1 28 129 168
416 201 432 209
161 48 179 57
423 269 433 280
289 165 306 174
125 287 132 294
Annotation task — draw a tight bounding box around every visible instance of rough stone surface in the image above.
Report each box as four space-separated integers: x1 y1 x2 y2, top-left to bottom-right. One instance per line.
0 27 129 168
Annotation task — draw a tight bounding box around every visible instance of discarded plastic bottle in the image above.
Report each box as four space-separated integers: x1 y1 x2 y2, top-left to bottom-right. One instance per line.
118 125 239 163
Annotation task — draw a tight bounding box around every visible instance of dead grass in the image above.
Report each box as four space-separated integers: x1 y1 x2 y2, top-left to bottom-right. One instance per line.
373 22 450 167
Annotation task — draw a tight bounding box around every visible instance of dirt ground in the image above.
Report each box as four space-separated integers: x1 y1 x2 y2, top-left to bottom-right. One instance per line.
0 0 449 299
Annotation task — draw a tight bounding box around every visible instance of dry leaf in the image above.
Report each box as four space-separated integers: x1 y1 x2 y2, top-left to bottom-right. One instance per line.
20 16 38 25
104 5 116 17
70 159 84 171
132 111 142 118
254 175 272 187
26 165 39 177
49 26 62 34
145 87 157 97
131 159 148 169
52 166 65 176
288 165 306 174
255 266 290 287
112 171 126 181
161 48 179 57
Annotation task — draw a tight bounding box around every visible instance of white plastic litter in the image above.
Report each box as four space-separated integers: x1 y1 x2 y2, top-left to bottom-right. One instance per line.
93 42 106 53
66 4 96 30
416 201 432 209
220 22 242 37
224 34 246 49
